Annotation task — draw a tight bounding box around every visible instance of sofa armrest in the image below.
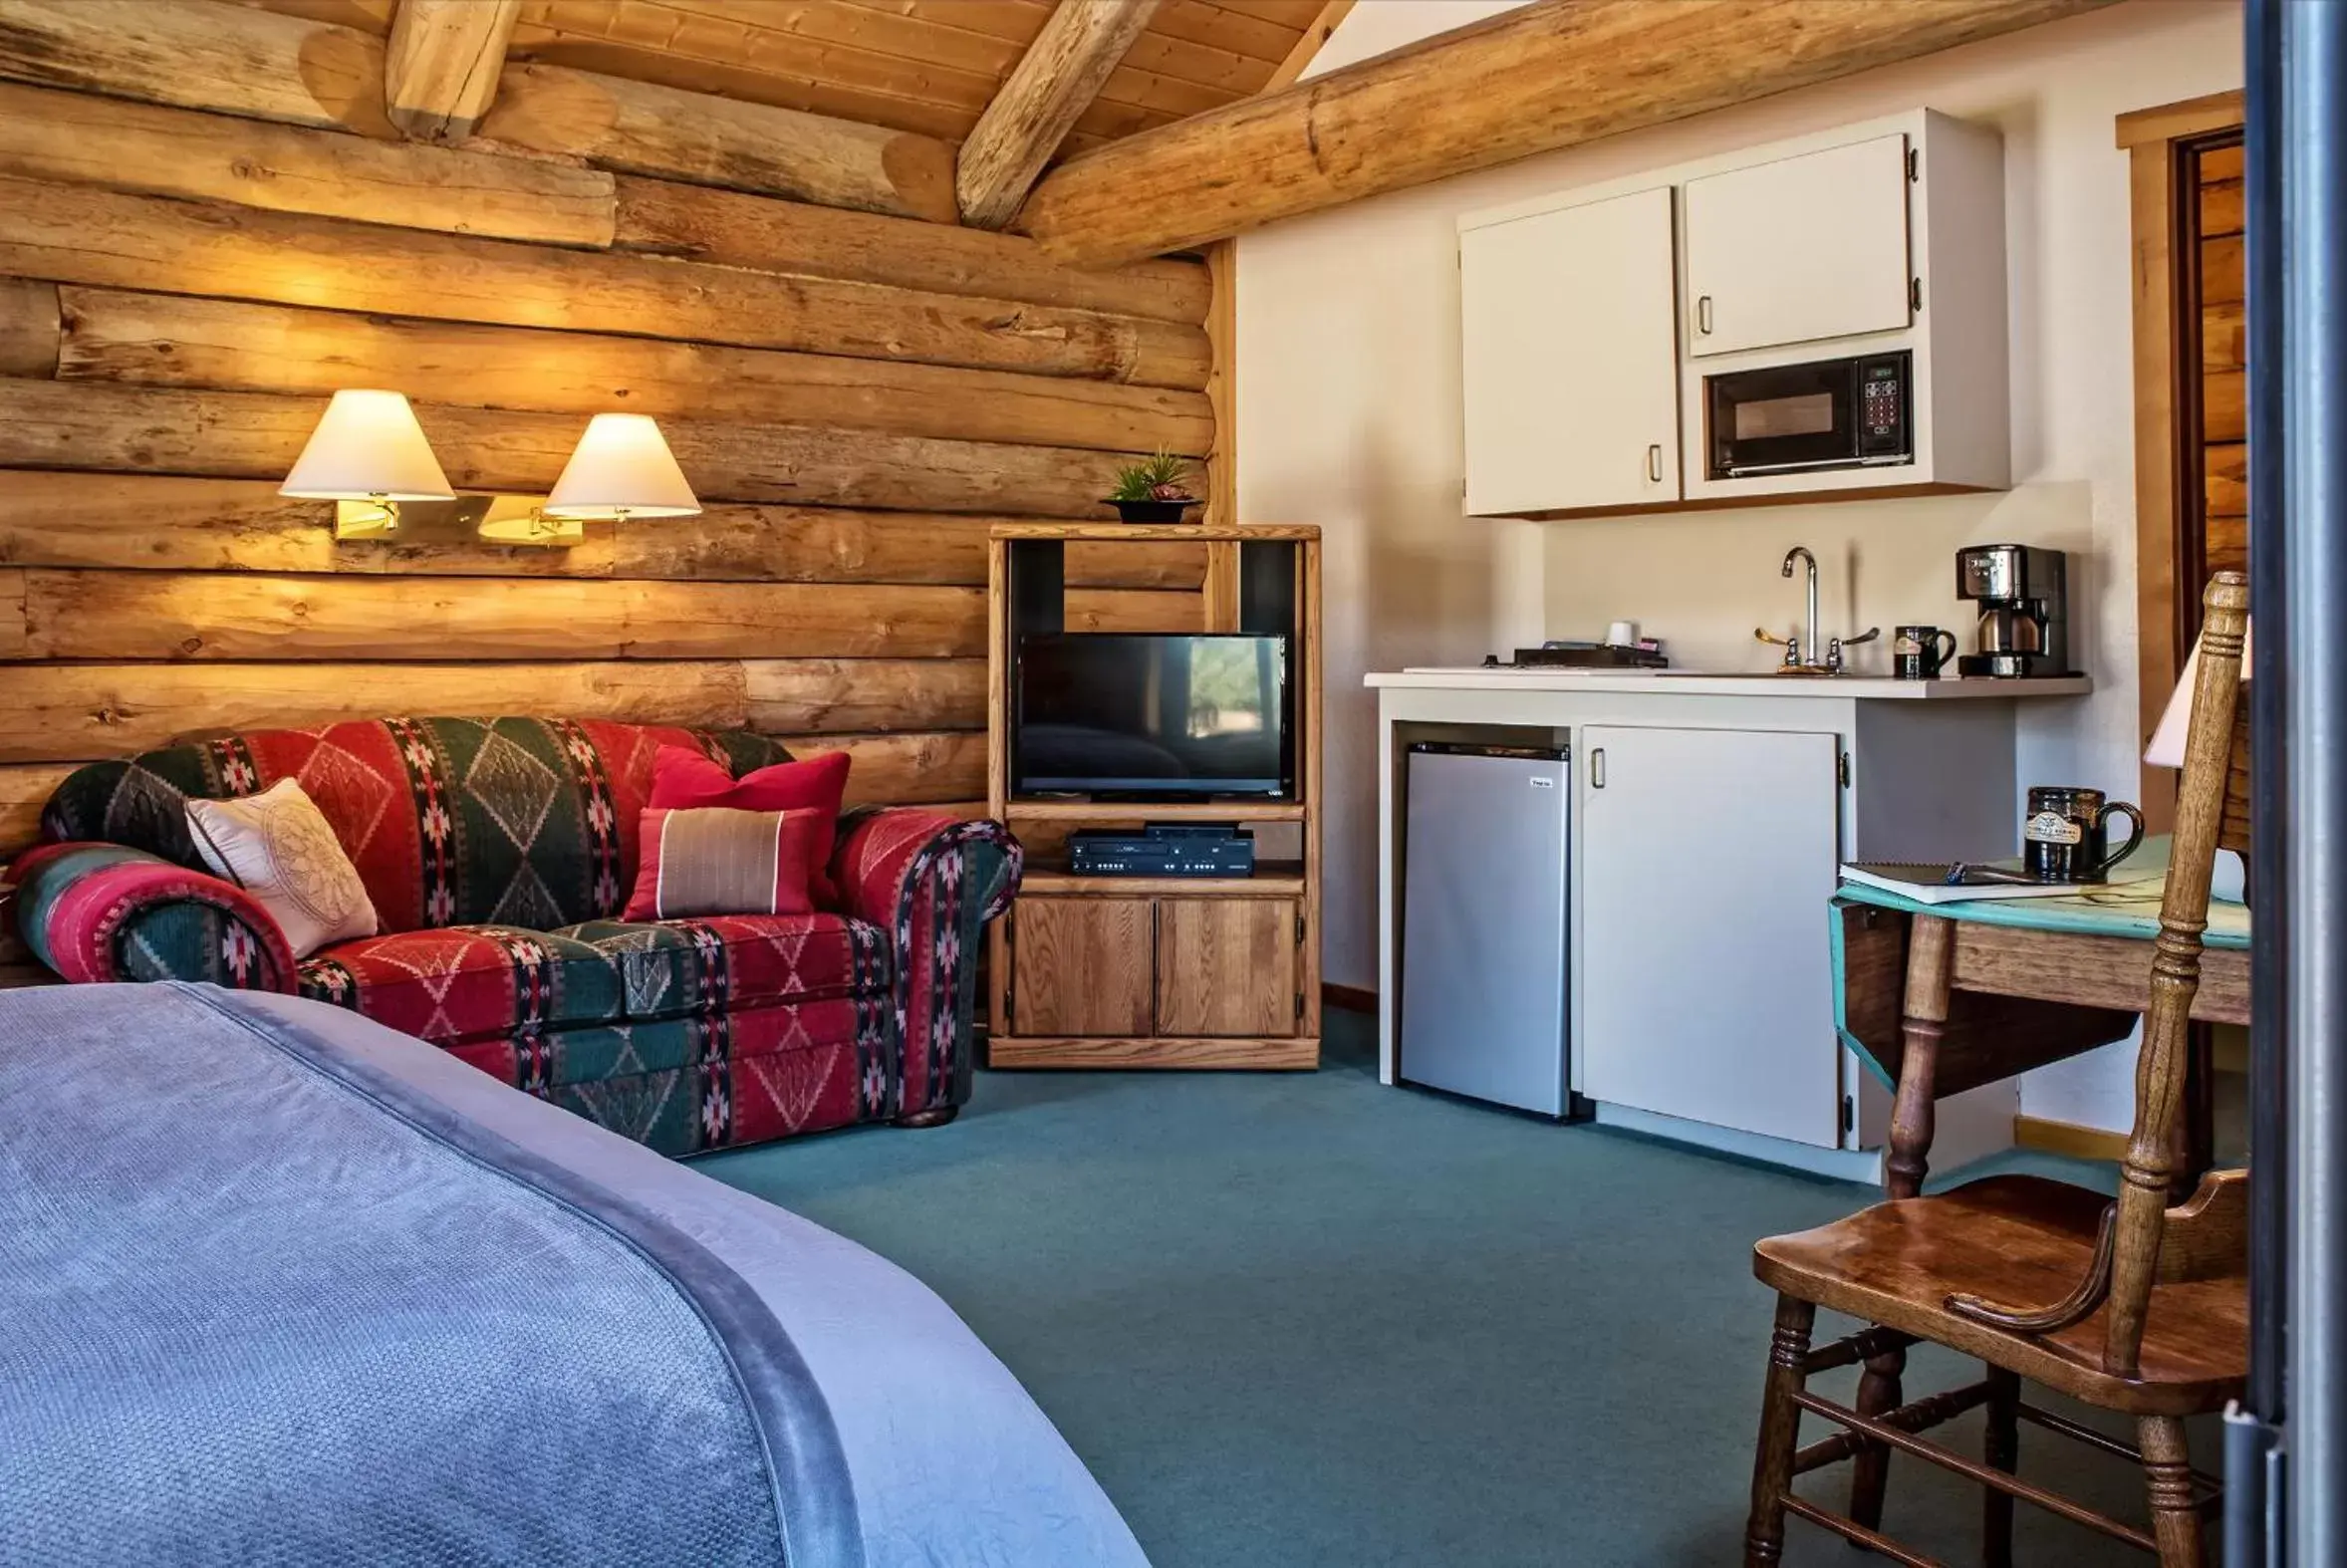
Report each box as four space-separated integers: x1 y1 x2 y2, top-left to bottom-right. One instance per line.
7 843 299 991
830 811 1022 1118
831 811 1022 931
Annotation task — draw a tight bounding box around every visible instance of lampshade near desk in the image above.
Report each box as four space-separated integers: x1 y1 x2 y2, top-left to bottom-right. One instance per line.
2146 619 2253 769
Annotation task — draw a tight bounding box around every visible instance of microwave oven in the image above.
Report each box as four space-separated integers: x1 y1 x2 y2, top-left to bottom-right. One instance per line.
1703 351 1913 480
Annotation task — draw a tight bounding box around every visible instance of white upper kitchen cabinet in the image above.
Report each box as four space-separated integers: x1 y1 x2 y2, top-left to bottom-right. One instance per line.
1457 109 2008 515
1681 133 1914 357
1459 185 1681 517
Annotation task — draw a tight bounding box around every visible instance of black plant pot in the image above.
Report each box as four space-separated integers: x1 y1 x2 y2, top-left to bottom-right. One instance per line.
1106 498 1198 524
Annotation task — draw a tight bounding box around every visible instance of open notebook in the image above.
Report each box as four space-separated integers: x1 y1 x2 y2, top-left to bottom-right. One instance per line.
1840 860 2162 906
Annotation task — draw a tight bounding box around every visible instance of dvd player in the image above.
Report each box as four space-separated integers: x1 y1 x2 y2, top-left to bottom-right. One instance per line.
1068 823 1254 878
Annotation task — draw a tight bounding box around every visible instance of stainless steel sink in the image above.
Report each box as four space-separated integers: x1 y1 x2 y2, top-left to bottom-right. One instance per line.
1651 667 1850 678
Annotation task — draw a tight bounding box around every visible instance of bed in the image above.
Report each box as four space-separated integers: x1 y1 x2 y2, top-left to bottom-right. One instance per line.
0 982 1148 1568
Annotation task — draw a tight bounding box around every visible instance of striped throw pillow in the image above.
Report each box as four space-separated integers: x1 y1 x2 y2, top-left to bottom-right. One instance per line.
622 807 821 921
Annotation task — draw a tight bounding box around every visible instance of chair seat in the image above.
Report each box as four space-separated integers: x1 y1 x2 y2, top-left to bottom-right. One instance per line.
553 914 890 1024
1753 1175 2247 1417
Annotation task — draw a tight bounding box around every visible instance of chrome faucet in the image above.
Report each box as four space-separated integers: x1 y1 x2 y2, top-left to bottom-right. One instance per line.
1782 546 1819 666
1755 545 1879 673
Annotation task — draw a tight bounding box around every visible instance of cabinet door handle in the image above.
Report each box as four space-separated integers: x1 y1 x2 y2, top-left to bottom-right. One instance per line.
1590 747 1607 789
1695 294 1714 335
1646 443 1663 483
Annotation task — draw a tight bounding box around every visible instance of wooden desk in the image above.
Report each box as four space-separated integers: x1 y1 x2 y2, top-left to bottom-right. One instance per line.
1832 861 2250 1198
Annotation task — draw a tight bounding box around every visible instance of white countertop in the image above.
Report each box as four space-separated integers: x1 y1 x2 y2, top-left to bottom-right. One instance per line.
1366 667 2094 700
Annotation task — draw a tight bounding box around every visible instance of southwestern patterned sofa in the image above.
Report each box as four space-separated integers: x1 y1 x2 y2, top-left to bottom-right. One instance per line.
7 717 1021 1156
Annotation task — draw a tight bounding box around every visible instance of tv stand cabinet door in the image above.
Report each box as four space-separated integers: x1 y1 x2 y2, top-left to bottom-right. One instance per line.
1012 899 1155 1037
1155 898 1298 1038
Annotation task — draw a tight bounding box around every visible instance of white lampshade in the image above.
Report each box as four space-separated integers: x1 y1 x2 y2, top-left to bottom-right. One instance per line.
2145 618 2252 769
543 413 700 520
280 390 454 501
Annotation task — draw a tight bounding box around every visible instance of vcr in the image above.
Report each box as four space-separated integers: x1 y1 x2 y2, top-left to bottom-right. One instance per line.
1068 823 1254 879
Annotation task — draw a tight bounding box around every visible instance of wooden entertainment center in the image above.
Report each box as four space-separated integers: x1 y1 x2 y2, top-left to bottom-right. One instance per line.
985 522 1322 1070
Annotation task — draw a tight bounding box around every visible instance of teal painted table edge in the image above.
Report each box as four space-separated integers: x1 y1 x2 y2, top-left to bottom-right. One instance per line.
1828 836 2250 1091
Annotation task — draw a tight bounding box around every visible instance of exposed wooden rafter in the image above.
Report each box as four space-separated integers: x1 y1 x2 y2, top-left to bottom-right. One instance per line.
1263 0 1356 93
1018 0 2117 266
956 0 1162 231
383 0 518 143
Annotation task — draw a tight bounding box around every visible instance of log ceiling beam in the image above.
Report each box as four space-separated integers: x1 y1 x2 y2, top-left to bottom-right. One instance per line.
384 0 519 143
0 0 394 136
955 0 1161 231
1017 0 2117 266
479 63 958 222
0 0 958 220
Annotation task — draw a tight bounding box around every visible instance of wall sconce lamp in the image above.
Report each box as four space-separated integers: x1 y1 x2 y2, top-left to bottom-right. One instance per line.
282 400 700 547
478 412 703 546
278 390 456 540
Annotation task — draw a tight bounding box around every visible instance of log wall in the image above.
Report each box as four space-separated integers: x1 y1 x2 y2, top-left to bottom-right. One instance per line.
2198 141 2244 580
0 10 1217 878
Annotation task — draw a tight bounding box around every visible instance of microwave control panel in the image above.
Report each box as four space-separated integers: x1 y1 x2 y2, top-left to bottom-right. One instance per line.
1858 357 1908 456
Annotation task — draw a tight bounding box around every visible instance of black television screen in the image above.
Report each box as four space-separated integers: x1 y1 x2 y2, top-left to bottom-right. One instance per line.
1015 634 1290 797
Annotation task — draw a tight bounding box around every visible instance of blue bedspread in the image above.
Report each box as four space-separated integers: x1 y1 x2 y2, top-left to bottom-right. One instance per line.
3 984 1148 1568
0 982 857 1568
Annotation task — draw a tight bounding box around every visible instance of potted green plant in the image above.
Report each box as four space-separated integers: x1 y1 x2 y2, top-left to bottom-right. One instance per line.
1105 448 1200 524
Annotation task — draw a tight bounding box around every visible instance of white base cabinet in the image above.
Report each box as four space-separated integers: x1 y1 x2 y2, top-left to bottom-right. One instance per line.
1578 725 1843 1148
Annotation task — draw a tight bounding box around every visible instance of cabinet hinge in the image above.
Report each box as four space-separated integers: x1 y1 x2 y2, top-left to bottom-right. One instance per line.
1911 277 1924 314
1295 912 1307 945
1295 991 1306 1021
1838 752 1852 788
1842 1095 1856 1135
1459 476 1468 501
1908 147 1920 182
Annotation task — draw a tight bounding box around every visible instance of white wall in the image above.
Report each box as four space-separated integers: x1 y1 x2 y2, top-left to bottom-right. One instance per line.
1301 0 1530 73
1236 0 2242 1130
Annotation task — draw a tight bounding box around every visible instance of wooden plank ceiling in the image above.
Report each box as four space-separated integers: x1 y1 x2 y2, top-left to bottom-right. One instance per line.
249 0 1323 159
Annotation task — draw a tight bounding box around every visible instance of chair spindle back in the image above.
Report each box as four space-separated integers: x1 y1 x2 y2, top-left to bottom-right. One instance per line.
2103 571 2249 1377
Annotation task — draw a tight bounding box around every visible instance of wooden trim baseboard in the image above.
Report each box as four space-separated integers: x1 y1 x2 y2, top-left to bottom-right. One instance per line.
2013 1114 2129 1163
1323 981 1376 1014
989 1034 1319 1070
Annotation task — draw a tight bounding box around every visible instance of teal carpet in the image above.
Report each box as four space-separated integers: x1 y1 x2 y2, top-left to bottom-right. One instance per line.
703 1013 2209 1567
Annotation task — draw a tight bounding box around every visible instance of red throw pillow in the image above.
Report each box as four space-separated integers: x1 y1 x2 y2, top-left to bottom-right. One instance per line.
624 807 822 921
651 745 851 907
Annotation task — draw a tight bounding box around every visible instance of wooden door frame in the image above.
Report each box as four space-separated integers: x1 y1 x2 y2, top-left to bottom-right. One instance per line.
2120 88 2243 831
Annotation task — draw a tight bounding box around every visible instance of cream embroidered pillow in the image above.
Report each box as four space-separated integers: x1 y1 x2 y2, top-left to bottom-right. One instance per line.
186 779 380 958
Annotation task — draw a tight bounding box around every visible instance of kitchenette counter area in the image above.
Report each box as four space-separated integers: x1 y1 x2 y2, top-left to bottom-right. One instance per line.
1373 668 2094 699
1370 665 2092 1182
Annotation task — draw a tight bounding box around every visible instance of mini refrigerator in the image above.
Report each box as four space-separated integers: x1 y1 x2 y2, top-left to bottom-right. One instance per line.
1398 742 1573 1116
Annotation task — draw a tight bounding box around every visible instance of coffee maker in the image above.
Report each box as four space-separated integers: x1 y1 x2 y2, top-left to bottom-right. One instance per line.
1955 544 2073 678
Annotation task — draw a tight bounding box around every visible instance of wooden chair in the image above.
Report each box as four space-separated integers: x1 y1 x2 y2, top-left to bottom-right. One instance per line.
1741 571 2252 1568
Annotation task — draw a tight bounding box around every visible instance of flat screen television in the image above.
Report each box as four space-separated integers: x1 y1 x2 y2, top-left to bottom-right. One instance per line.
1015 634 1291 798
